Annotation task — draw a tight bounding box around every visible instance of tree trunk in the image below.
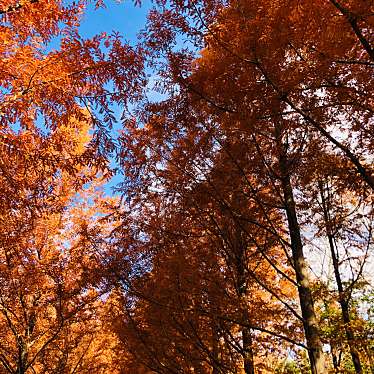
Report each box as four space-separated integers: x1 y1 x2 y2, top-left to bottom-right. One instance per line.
331 349 339 373
17 341 27 374
318 180 363 374
211 322 220 374
242 322 255 374
235 228 255 374
275 126 326 374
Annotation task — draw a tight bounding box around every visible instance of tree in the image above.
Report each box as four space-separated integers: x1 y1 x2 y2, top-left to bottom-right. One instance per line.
117 112 310 373
112 205 299 373
117 0 373 373
0 109 124 373
311 174 372 372
0 0 144 177
0 1 145 370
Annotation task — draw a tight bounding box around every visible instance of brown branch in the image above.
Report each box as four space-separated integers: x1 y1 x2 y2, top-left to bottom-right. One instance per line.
329 0 374 62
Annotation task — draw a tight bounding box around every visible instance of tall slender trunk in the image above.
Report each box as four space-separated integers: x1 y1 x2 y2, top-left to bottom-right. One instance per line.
323 299 341 373
275 126 326 374
211 322 220 374
242 318 255 374
331 347 339 373
235 228 255 374
318 180 363 373
17 341 27 374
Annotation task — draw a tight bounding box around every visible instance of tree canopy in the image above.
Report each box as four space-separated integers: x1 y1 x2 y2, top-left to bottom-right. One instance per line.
0 0 372 373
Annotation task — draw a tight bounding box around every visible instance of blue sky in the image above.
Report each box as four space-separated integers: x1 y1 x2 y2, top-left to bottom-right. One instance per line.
79 1 151 43
78 1 153 194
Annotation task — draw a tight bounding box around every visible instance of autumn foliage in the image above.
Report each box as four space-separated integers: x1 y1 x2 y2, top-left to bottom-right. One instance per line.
0 0 373 373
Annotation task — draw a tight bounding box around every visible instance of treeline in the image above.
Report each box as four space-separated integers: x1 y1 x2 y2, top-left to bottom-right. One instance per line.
0 0 372 373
